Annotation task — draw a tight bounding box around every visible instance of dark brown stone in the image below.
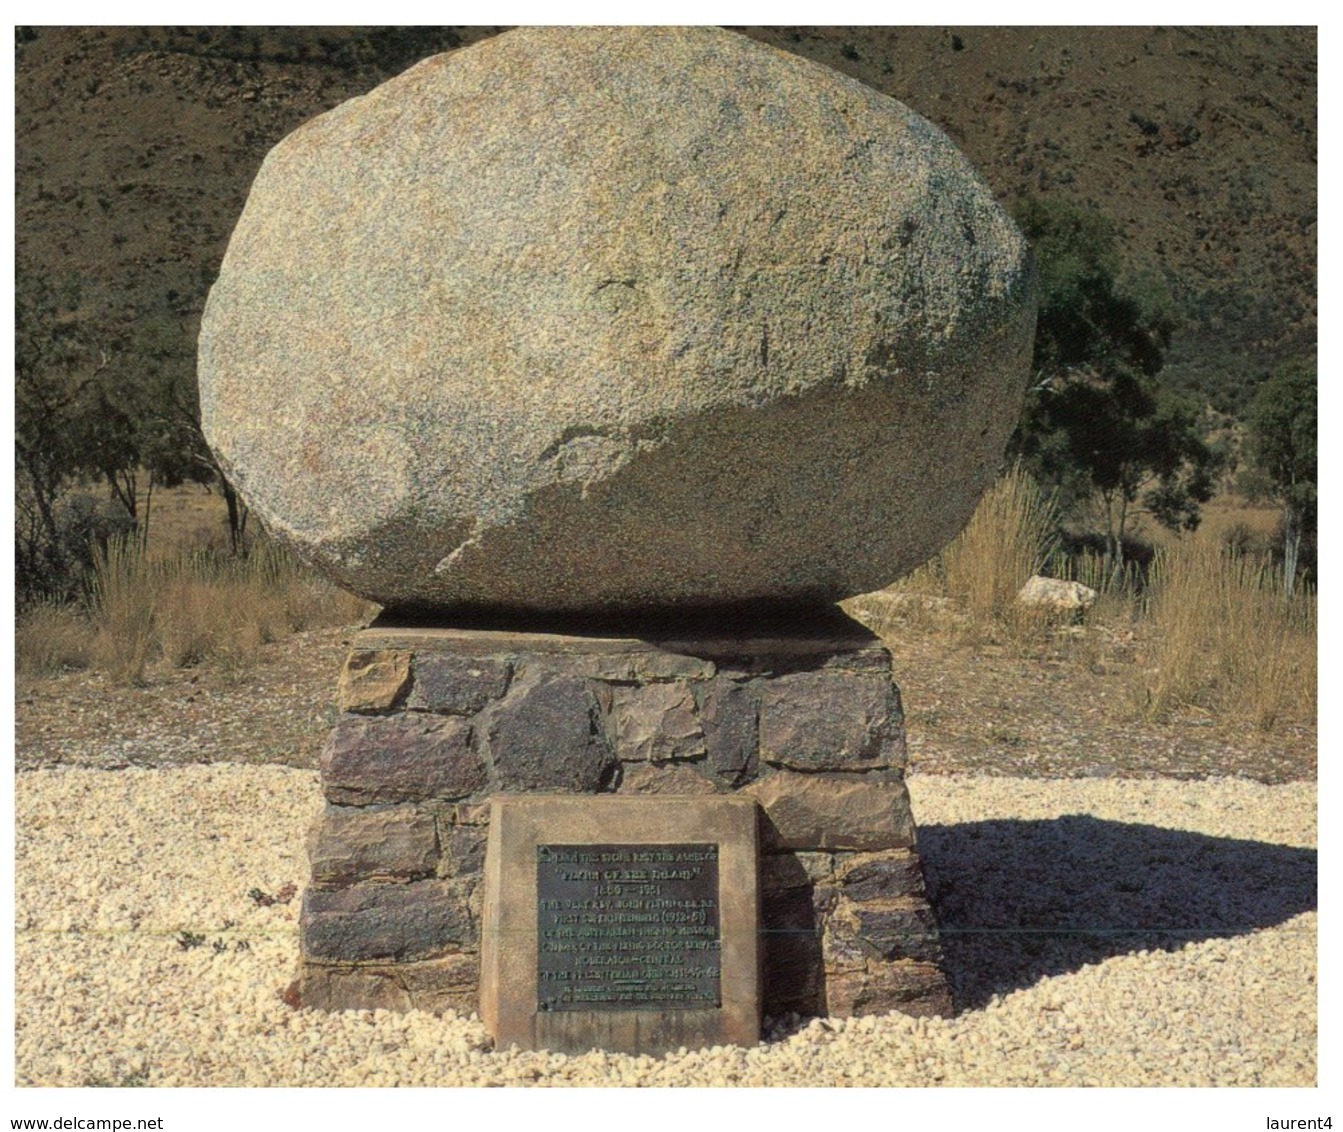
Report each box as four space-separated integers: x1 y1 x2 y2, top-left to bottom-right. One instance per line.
607 681 706 762
486 672 615 792
302 879 474 962
834 897 944 965
436 820 488 879
320 715 486 805
836 850 926 901
821 917 867 972
301 953 479 1015
409 654 513 715
746 771 917 851
759 670 903 771
616 761 721 794
823 962 953 1018
308 804 439 887
697 677 760 786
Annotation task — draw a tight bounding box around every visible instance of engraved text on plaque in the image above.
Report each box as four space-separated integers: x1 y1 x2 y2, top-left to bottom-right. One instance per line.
535 843 721 1012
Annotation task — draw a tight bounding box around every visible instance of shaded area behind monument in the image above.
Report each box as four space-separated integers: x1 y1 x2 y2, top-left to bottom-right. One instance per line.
917 815 1316 1011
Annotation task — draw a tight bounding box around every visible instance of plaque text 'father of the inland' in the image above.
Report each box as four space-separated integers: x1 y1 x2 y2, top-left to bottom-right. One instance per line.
481 795 758 1055
536 844 720 1011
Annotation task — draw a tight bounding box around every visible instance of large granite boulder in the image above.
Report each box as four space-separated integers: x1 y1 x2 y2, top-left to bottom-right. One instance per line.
199 26 1036 615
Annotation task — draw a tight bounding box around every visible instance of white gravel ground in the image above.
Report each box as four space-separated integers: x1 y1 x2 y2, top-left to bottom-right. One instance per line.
14 767 1315 1088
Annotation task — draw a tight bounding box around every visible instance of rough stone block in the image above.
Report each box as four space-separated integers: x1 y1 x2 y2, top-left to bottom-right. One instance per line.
301 953 479 1015
835 849 926 902
338 650 412 713
486 672 615 792
844 899 943 965
321 716 485 805
823 962 953 1019
697 677 760 786
302 879 474 962
821 912 867 976
451 801 491 826
759 851 835 893
608 681 706 762
759 670 903 771
818 646 897 674
302 616 951 1026
586 652 716 682
436 820 488 880
746 771 917 851
409 654 513 716
616 761 720 795
308 804 439 887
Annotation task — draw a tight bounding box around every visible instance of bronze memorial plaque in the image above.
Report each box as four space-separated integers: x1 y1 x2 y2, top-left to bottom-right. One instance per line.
481 796 759 1055
535 843 721 1012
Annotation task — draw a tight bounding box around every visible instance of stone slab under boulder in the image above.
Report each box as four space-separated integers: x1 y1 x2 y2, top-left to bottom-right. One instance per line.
205 24 1024 1045
297 609 952 1023
199 24 1035 614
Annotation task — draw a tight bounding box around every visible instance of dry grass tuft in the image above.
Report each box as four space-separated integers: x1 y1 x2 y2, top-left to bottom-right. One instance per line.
869 464 1060 645
17 533 378 684
849 467 1315 735
14 600 94 676
1050 548 1146 627
940 464 1059 625
91 533 159 685
1136 539 1316 730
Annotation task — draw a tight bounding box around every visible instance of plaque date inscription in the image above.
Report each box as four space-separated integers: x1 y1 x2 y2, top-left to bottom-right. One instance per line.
536 843 721 1012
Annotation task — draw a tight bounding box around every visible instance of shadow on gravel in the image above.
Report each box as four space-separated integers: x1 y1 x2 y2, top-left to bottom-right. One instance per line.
917 816 1317 1013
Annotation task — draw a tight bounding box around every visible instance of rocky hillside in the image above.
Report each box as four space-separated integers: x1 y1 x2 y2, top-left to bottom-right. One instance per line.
16 25 1315 418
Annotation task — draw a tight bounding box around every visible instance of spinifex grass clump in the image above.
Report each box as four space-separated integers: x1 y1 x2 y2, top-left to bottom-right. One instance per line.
1138 538 1316 730
1048 547 1146 627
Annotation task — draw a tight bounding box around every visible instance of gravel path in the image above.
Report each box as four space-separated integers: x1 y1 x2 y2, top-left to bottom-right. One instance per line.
13 767 1314 1088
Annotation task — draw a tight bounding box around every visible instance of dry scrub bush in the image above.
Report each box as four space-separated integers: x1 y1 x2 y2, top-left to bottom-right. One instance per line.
14 600 93 676
1137 538 1316 730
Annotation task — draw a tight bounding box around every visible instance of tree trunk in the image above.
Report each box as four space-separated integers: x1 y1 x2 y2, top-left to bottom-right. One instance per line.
1100 489 1127 587
18 448 64 572
1283 505 1300 598
141 477 154 551
222 479 247 555
107 466 138 522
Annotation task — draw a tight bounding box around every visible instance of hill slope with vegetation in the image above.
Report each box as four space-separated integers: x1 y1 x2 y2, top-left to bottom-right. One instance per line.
17 25 1315 413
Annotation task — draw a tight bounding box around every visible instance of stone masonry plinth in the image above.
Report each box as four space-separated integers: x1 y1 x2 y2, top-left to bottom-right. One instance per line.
299 608 952 1021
